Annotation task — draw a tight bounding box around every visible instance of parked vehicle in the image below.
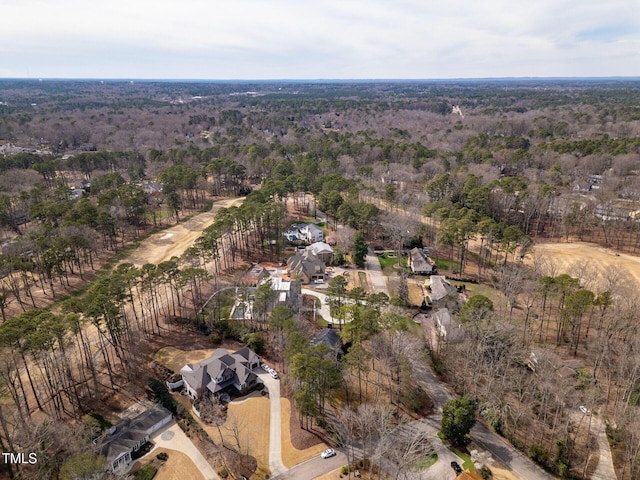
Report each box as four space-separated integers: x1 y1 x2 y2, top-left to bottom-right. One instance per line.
270 370 279 379
321 448 336 459
261 363 270 371
451 461 463 475
580 405 591 415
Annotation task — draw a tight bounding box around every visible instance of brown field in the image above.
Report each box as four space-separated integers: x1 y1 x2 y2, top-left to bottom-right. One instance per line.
124 197 243 267
281 398 327 467
135 448 204 480
155 346 216 373
529 241 640 293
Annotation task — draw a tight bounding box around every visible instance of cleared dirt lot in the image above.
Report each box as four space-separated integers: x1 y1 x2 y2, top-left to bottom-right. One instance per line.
529 241 640 293
125 197 242 266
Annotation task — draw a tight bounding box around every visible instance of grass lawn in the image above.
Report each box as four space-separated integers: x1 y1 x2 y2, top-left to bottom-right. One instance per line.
180 393 271 475
418 453 438 470
432 256 462 273
280 398 327 467
449 280 508 311
378 252 409 272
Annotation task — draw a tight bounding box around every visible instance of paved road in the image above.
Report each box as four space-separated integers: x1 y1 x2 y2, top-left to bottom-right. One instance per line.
149 421 221 480
271 450 348 480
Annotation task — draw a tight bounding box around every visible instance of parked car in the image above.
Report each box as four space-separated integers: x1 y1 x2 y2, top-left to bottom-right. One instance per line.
321 448 336 459
261 363 270 371
451 461 463 475
580 405 591 415
270 370 279 379
314 278 324 284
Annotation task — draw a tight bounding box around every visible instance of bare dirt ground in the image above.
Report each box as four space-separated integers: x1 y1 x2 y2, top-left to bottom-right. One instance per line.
125 197 243 266
528 241 640 293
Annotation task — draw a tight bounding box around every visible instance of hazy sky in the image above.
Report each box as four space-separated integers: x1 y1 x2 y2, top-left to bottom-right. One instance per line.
2 0 639 79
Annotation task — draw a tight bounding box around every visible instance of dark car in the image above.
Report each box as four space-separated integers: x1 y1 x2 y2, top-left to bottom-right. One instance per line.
451 461 463 475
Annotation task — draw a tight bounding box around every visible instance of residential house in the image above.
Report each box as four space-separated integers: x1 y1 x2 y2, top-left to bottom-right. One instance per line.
241 265 271 286
307 241 334 263
300 223 324 243
433 308 464 343
271 277 302 312
409 247 435 275
181 347 260 400
428 275 457 303
287 250 326 283
310 327 343 358
96 404 172 473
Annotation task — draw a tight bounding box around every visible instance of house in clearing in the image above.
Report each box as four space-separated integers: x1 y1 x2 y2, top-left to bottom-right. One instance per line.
181 347 260 400
409 247 435 275
96 404 172 473
287 250 326 284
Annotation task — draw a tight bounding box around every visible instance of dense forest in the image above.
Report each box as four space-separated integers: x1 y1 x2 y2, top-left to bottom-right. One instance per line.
1 79 640 480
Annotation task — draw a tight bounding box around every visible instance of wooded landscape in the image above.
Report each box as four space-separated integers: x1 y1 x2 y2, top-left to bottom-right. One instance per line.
1 78 640 479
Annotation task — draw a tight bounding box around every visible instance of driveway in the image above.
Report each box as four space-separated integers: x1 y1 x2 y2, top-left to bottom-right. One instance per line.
259 371 287 477
149 420 220 480
365 248 389 296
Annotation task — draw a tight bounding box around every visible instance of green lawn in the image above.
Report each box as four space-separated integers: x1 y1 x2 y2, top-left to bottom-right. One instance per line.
431 256 462 273
378 252 409 273
418 453 438 470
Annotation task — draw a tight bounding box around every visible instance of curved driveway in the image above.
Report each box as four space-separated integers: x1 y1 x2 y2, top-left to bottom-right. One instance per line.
149 420 220 480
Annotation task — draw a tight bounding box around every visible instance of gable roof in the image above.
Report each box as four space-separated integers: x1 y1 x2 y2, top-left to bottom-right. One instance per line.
308 241 334 255
96 404 171 464
181 348 259 396
430 275 456 302
410 247 433 273
310 328 342 350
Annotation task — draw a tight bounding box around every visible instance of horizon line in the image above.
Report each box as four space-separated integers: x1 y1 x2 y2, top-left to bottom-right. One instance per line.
1 76 640 83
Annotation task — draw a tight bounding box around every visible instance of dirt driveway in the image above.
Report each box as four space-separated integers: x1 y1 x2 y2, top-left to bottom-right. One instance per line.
125 197 243 266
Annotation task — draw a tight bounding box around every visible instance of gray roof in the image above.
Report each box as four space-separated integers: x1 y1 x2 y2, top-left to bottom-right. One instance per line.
433 308 464 342
429 275 456 302
310 328 342 350
410 248 433 274
181 348 259 396
287 250 325 279
97 404 171 464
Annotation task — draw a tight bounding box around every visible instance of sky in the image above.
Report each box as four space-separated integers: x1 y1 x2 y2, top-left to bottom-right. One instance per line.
1 0 639 80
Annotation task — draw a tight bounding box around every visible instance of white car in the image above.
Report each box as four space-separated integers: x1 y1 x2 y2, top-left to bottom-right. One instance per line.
321 448 336 459
261 363 270 371
269 370 279 379
579 405 591 416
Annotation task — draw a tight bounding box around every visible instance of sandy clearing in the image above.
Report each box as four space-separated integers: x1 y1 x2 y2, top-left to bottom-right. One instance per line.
529 241 640 293
125 197 243 266
155 346 216 373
